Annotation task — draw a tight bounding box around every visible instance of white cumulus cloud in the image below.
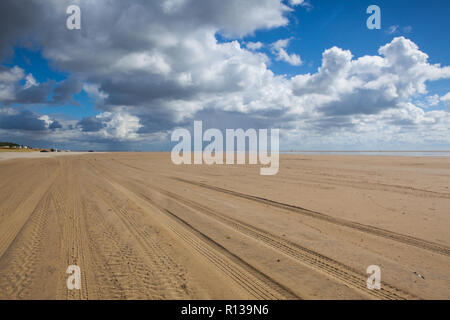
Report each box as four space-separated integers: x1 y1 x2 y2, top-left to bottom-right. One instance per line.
271 38 302 66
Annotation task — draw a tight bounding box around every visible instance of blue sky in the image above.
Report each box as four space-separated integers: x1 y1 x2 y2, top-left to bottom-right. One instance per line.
0 0 449 150
4 47 95 120
244 0 450 94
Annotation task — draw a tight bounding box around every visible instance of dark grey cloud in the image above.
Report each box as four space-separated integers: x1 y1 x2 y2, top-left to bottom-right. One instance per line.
49 120 62 130
101 78 196 107
15 82 53 104
0 110 47 131
77 116 105 132
0 0 44 59
318 88 398 116
51 78 83 104
0 70 82 107
308 116 356 132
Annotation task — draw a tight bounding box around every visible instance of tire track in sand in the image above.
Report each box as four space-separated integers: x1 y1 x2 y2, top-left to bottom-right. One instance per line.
0 163 59 260
172 177 450 257
89 162 299 300
51 159 90 300
82 172 192 299
102 159 416 299
0 194 52 299
81 188 186 299
148 185 417 300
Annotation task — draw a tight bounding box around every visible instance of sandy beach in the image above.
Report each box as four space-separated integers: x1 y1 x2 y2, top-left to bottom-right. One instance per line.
0 152 449 300
0 151 90 161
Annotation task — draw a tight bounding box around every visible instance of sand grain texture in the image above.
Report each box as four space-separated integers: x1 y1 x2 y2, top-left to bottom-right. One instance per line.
0 153 449 299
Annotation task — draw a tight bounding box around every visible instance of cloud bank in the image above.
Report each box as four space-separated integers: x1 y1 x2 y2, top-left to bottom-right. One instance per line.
0 0 449 150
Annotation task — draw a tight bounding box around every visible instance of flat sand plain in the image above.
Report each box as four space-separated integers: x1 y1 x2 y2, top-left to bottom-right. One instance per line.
0 152 449 299
0 151 89 161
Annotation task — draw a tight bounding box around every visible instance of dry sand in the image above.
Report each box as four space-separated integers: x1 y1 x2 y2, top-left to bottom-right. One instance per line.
0 152 449 300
